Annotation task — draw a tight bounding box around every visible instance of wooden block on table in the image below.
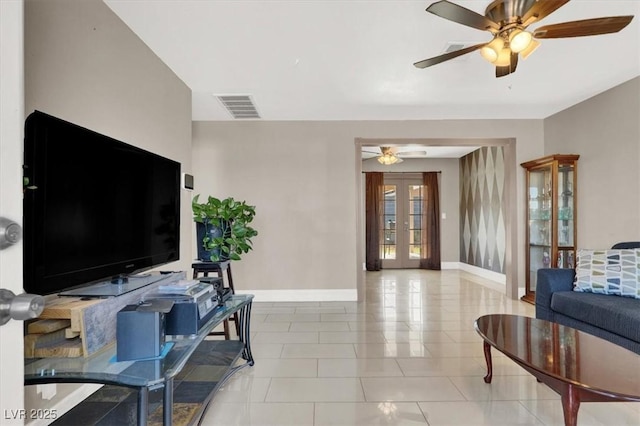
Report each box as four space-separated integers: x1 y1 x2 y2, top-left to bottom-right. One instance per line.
38 297 101 320
65 328 81 339
24 329 68 358
29 272 186 357
27 319 71 334
33 338 83 358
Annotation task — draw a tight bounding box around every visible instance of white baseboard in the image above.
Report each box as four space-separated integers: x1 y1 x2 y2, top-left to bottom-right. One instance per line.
236 289 358 302
431 261 507 286
457 262 506 286
440 262 460 270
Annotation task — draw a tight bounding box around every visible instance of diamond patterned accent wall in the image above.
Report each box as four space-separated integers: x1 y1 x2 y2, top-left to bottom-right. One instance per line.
460 147 506 274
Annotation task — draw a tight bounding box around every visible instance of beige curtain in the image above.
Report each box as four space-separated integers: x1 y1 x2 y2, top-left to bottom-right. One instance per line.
420 172 441 270
365 172 383 271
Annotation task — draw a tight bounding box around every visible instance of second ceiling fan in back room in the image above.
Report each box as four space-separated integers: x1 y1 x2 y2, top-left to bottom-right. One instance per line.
413 0 634 77
362 147 428 165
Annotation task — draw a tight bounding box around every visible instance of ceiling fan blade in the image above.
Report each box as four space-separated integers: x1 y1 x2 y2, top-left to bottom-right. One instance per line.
427 1 500 31
397 150 428 157
414 43 485 69
521 0 570 26
496 52 519 78
511 51 519 72
533 16 634 39
495 65 510 78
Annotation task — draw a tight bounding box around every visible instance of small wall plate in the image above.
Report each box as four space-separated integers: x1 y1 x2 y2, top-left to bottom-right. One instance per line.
182 173 194 190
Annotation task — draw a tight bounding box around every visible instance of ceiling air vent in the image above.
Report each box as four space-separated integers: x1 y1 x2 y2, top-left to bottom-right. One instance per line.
443 42 467 53
216 95 261 119
442 42 476 61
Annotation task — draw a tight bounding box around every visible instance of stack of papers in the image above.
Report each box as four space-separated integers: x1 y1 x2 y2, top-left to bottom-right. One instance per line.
158 279 200 294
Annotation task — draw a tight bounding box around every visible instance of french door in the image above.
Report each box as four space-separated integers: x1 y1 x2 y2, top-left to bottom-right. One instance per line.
380 174 424 269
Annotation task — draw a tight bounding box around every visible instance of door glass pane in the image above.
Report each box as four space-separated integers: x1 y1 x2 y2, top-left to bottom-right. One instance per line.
381 185 396 259
408 185 423 260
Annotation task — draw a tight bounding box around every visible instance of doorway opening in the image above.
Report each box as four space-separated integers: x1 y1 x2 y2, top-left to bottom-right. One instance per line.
354 138 518 301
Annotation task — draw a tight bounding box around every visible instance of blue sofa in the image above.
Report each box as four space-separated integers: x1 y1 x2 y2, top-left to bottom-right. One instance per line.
535 267 640 355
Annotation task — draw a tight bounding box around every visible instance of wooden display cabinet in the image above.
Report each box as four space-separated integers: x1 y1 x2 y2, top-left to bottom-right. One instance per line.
521 154 579 304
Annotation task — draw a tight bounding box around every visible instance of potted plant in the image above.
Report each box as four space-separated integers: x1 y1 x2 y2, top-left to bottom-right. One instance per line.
192 194 258 262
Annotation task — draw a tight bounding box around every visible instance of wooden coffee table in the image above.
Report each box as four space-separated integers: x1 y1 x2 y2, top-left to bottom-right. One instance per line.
475 314 640 426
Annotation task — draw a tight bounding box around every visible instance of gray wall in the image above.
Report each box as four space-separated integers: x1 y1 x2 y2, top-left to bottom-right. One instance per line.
544 77 640 247
193 120 544 297
192 121 358 292
24 0 192 413
459 147 506 273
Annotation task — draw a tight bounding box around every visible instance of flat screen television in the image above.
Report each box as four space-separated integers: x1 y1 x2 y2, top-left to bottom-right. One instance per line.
23 111 181 296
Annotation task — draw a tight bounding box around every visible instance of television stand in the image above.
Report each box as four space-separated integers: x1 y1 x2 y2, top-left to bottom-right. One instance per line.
59 273 165 298
25 294 255 426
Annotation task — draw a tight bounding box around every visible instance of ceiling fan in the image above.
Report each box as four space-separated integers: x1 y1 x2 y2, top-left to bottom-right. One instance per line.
414 0 634 78
362 147 428 165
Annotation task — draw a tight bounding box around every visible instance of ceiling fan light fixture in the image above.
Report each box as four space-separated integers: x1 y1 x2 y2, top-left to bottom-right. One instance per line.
480 37 504 63
509 29 533 53
520 39 540 59
494 47 512 67
378 155 403 165
414 0 636 76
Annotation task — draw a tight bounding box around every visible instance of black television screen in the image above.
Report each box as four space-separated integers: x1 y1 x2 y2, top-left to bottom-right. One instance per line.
23 111 181 296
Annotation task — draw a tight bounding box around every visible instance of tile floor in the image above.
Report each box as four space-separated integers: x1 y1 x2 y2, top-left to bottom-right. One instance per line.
202 269 640 425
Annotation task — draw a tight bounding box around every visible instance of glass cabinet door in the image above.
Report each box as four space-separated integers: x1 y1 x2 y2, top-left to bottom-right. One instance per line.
557 163 575 268
528 166 552 294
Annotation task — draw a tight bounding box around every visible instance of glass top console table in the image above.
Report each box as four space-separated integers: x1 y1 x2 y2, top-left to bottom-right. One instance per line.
25 294 254 426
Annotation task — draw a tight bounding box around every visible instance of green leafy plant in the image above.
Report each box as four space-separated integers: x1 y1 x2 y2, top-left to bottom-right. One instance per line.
192 194 258 261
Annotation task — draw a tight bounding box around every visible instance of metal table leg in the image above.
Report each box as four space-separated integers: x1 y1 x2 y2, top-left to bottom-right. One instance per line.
238 302 254 365
137 386 148 426
163 378 174 425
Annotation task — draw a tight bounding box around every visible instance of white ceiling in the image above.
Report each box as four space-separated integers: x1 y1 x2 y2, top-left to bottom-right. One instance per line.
105 0 639 123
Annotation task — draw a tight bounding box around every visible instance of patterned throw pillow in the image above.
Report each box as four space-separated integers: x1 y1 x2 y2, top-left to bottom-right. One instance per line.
573 249 640 298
